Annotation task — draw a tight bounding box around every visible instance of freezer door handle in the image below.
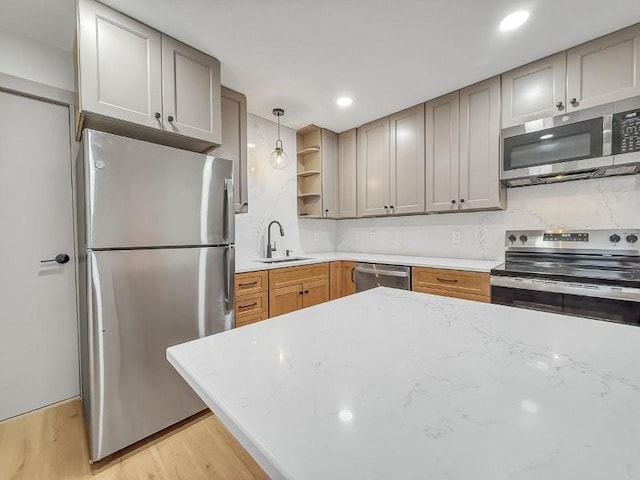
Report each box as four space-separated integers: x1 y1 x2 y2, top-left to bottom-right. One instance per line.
224 178 235 244
224 246 235 316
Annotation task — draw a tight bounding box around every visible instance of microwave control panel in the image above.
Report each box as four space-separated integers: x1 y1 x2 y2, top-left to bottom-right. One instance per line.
613 109 640 154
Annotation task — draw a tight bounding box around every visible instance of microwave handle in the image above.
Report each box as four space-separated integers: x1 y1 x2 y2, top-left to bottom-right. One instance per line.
602 114 612 157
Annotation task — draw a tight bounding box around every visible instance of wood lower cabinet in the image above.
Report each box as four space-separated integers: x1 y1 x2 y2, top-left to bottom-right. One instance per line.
329 261 343 300
268 263 330 317
342 261 357 296
412 267 490 303
234 270 268 327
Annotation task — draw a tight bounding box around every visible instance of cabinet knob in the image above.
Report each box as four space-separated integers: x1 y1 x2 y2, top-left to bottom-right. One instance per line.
389 205 394 209
167 115 174 123
451 200 456 204
298 291 304 295
304 290 309 294
555 101 564 110
569 98 578 107
459 199 465 204
384 206 388 210
154 112 161 119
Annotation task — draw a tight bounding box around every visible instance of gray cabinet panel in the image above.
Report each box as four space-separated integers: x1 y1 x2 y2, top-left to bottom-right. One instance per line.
502 52 567 127
357 117 390 217
338 129 357 218
78 0 162 128
459 76 505 211
217 87 248 213
425 92 460 213
162 35 222 145
321 130 339 218
567 24 640 112
389 104 425 214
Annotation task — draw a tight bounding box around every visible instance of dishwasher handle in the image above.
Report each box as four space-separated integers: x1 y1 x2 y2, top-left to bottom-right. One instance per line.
354 266 410 278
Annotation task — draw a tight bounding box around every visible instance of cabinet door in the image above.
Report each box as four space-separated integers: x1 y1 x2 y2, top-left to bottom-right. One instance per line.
218 87 248 213
78 0 162 128
338 129 357 218
302 279 329 309
389 104 425 215
161 35 222 144
425 92 460 213
459 77 504 211
567 24 640 111
501 52 567 127
342 261 357 297
269 284 303 318
329 261 343 300
357 117 390 216
321 129 339 218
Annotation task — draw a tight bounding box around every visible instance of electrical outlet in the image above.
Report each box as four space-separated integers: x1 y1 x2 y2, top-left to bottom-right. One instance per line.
452 230 461 244
368 231 376 241
314 232 320 242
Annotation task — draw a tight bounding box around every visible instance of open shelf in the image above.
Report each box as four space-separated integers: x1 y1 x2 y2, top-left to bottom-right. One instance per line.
297 125 323 218
296 146 320 156
297 170 321 178
297 193 321 199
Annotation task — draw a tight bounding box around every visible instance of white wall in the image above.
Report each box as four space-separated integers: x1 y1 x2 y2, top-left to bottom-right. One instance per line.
0 28 75 92
235 114 336 261
336 174 640 260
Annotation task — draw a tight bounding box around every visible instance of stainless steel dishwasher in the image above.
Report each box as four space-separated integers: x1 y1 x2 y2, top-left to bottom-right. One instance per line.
354 263 411 292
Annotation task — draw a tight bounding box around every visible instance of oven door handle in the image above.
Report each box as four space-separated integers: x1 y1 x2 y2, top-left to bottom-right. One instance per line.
490 276 640 303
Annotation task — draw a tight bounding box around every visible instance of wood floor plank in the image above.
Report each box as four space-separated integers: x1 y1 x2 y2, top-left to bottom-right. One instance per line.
0 398 267 480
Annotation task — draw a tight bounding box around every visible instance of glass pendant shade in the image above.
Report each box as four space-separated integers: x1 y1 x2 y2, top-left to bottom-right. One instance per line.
270 108 289 169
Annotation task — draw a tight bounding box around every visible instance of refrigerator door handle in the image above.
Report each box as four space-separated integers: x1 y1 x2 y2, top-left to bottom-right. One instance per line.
224 246 235 317
224 178 235 244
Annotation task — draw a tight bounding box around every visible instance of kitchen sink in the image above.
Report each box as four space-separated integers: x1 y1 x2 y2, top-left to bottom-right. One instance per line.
255 256 312 264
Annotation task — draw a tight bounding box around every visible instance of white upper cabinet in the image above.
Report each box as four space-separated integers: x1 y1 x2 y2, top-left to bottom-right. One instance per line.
78 0 162 129
217 87 247 213
357 117 390 217
321 130 339 218
501 53 567 127
77 0 222 150
338 129 357 218
389 104 425 215
459 76 505 211
161 36 221 145
567 24 640 112
425 92 460 213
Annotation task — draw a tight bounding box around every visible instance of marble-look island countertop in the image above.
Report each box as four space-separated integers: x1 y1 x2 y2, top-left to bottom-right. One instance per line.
167 288 640 480
236 251 501 273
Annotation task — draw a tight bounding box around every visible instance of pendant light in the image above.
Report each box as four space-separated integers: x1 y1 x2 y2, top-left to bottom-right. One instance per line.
269 108 289 169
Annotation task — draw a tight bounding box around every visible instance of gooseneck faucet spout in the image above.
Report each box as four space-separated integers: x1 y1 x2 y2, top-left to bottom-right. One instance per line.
266 220 285 258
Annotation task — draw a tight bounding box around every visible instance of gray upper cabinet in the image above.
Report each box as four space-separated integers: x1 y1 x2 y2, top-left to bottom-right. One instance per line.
389 104 425 215
76 0 222 151
357 117 390 217
321 130 339 218
77 0 163 129
338 129 357 218
459 76 505 211
425 92 460 213
567 24 640 112
217 87 247 213
161 36 221 145
501 52 567 127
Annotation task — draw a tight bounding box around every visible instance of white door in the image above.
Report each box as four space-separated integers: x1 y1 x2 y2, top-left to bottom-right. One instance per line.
0 92 78 421
357 117 390 217
389 104 425 215
321 129 339 218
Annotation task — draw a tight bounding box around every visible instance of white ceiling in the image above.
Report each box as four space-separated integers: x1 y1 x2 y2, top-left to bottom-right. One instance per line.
2 0 640 132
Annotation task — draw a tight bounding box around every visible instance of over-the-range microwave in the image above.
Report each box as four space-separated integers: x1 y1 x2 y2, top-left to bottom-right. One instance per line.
501 96 640 187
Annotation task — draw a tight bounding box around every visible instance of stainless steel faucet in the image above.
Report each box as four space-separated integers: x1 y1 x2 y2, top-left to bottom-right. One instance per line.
266 220 285 258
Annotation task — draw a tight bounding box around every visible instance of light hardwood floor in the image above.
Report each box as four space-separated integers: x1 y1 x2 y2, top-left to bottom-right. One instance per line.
0 399 267 480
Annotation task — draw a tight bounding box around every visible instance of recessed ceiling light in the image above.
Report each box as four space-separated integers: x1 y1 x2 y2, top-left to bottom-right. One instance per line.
336 96 353 107
540 134 554 140
499 10 529 32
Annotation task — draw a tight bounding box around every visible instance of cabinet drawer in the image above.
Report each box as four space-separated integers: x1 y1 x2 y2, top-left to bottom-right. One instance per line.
413 285 490 303
269 263 329 290
235 270 268 295
412 267 490 297
235 310 267 328
235 291 268 318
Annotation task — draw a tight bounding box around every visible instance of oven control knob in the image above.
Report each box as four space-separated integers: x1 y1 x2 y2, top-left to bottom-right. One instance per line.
609 234 621 243
508 234 517 243
626 234 638 244
519 234 528 243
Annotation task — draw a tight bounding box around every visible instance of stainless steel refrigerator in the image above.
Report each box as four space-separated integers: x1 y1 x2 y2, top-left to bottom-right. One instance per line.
76 130 235 462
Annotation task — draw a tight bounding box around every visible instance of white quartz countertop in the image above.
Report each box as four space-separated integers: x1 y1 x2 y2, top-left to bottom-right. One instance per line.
167 288 640 480
236 251 501 273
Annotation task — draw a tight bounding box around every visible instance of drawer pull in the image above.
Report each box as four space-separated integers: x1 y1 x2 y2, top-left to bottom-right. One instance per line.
238 281 258 287
436 277 458 283
238 302 258 309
